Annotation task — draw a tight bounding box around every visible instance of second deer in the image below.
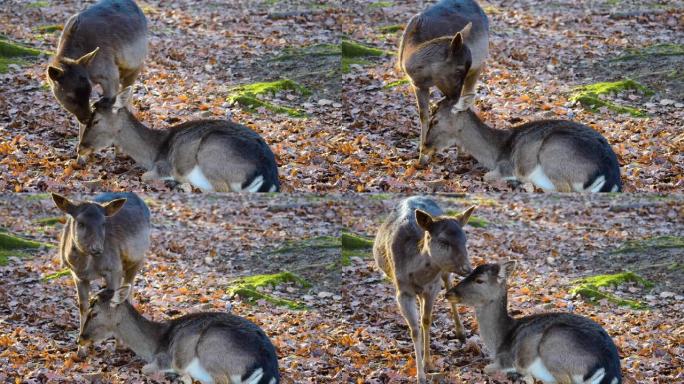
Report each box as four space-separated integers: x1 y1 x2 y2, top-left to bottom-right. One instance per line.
79 88 280 192
374 196 475 383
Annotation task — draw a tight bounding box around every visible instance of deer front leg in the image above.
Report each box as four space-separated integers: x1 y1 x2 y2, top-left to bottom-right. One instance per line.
413 86 431 165
420 288 438 371
73 276 90 358
397 291 426 383
442 274 466 341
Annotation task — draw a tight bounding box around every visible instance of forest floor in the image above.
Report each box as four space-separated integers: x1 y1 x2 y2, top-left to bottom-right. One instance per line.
1 0 682 193
336 193 683 383
1 193 683 383
0 193 352 383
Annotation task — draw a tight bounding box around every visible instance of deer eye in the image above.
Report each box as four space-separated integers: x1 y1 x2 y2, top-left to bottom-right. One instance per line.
475 279 485 284
77 222 85 229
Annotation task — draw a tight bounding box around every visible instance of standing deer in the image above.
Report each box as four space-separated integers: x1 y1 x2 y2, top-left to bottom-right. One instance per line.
446 262 622 384
46 0 148 123
373 196 475 383
425 98 622 192
78 88 280 192
80 288 280 384
398 0 489 164
52 192 150 357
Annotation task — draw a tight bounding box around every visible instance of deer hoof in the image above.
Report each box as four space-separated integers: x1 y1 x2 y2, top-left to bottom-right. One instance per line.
76 345 89 360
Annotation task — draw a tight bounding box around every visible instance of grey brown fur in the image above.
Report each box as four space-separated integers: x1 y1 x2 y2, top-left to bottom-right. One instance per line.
47 0 148 123
398 0 489 163
78 88 280 192
79 288 280 384
52 192 150 356
425 99 622 192
373 196 474 383
446 262 622 384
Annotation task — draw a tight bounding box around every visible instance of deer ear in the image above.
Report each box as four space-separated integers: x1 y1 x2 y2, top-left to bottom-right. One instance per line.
498 261 517 282
449 32 464 58
101 198 127 217
113 86 133 111
76 47 99 66
459 22 473 40
455 205 476 226
52 193 76 215
47 66 64 81
415 209 435 232
110 285 131 306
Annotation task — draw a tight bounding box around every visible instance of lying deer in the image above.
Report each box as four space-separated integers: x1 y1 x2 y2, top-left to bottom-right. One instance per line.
52 192 150 357
79 88 280 192
446 262 622 384
47 0 148 123
399 0 489 164
425 99 622 192
373 196 475 383
80 288 280 384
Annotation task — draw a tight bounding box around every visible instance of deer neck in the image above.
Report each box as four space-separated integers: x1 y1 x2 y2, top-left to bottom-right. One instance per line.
115 110 170 169
457 110 511 170
408 239 444 285
474 292 516 356
114 302 167 362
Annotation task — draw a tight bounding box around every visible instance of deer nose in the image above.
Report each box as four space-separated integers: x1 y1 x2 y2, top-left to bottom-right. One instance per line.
89 246 103 255
459 264 473 276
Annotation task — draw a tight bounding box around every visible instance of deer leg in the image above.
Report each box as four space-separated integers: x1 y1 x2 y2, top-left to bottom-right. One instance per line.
420 287 438 371
73 276 90 358
413 86 431 163
397 292 426 383
442 274 466 341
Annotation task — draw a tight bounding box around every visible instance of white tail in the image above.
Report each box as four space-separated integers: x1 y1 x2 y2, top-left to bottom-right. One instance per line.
583 367 606 384
233 367 264 384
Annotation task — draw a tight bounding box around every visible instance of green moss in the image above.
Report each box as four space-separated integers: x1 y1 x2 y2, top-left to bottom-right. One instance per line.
227 79 311 117
614 43 684 61
569 271 653 309
34 216 63 226
27 1 49 8
25 193 51 201
341 40 389 58
226 271 311 310
444 211 490 228
35 24 63 33
448 196 500 207
366 193 393 200
613 236 684 254
0 38 45 73
368 1 393 8
341 233 374 266
0 232 51 265
274 43 340 61
379 24 404 33
271 236 340 254
569 79 653 117
43 268 70 281
384 78 410 88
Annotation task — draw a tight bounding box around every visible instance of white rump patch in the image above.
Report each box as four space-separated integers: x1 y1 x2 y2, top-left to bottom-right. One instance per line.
582 175 606 193
579 368 606 384
186 166 214 192
244 175 264 193
184 358 213 383
527 357 556 383
231 367 264 384
527 165 556 192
